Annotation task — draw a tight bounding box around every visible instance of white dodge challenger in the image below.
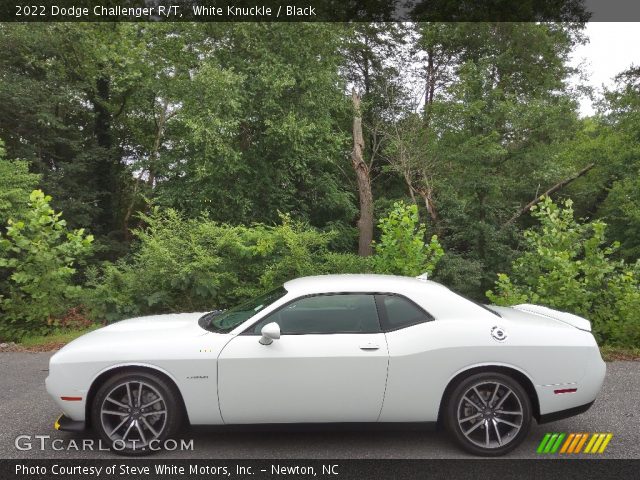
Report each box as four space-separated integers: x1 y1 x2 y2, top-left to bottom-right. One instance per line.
46 274 606 456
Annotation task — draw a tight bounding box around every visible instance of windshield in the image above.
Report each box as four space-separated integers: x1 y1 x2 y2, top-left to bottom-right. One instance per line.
198 286 287 333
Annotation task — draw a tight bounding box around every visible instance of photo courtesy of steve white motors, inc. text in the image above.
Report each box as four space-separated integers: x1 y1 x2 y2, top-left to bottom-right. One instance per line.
14 463 339 477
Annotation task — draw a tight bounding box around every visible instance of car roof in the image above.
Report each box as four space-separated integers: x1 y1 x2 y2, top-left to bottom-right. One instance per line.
283 274 449 296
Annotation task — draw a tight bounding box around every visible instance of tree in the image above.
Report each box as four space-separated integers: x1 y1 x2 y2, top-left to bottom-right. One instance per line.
373 201 443 277
0 190 93 340
341 23 410 255
350 89 374 255
0 23 158 255
487 197 640 346
0 139 40 226
382 22 587 297
151 24 354 231
588 66 640 261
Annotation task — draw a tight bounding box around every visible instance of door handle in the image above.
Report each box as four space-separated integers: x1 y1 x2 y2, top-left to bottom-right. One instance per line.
359 343 380 351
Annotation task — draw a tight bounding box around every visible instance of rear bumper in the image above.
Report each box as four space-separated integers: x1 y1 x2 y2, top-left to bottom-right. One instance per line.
54 414 86 433
538 400 595 424
535 345 606 417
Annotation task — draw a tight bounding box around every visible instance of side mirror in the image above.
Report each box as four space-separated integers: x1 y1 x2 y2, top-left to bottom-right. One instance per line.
259 322 280 345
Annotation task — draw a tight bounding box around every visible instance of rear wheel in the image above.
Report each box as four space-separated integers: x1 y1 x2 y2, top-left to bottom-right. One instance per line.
445 372 532 456
91 371 182 455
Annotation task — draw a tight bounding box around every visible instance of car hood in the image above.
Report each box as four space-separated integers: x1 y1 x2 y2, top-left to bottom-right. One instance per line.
491 304 591 332
53 312 216 361
97 311 208 334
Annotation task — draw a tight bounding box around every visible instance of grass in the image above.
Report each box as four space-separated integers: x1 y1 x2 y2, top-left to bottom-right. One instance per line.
17 324 100 350
600 345 640 362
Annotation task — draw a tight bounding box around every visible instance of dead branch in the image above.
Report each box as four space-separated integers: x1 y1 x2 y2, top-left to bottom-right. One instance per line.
503 163 595 227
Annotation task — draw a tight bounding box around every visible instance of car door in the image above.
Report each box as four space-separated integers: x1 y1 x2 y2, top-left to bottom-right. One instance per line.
374 293 443 422
217 293 389 424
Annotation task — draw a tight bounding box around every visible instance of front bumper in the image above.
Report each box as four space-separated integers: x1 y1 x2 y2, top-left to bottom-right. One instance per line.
46 372 87 421
54 414 86 433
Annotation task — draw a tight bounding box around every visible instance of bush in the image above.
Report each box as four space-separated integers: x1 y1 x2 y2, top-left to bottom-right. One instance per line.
0 190 93 341
0 139 40 226
85 204 448 323
373 201 444 277
84 209 371 322
487 196 640 347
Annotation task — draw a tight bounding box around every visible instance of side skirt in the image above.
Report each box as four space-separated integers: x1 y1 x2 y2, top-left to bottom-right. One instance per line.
190 422 438 433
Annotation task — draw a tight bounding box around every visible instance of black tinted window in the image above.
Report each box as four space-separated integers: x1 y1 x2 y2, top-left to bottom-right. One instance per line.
249 294 380 334
378 294 433 330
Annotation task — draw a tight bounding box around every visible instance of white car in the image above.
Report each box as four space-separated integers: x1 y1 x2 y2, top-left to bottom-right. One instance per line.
46 274 606 456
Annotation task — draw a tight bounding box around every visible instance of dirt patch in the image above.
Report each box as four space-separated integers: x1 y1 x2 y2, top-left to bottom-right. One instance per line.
602 350 640 362
0 342 64 353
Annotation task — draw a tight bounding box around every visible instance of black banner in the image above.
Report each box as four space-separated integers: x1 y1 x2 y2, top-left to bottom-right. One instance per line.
1 0 640 22
2 459 639 480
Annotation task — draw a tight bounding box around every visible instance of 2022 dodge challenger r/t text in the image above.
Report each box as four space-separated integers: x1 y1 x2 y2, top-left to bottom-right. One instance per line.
46 274 606 456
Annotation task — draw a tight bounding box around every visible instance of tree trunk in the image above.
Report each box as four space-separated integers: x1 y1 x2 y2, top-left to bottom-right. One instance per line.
403 172 417 205
415 180 441 237
418 186 438 226
95 76 112 150
351 89 373 256
93 74 120 236
123 99 171 240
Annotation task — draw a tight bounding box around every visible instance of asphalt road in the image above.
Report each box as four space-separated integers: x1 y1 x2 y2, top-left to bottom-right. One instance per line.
0 352 638 459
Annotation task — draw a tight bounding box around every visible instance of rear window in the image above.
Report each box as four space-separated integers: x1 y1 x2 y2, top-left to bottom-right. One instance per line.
377 294 434 331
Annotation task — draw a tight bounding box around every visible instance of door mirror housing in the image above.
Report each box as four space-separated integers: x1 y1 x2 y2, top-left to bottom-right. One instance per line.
259 322 280 345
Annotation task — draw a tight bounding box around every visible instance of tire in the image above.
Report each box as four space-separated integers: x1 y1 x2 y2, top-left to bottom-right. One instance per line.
444 372 532 456
91 370 183 456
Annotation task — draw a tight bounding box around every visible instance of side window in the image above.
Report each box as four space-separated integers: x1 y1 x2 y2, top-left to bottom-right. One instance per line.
248 294 380 335
377 294 433 331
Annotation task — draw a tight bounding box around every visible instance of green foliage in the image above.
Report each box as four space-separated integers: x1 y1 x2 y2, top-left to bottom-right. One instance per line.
373 202 444 277
86 203 449 322
599 174 640 260
487 197 640 346
3 22 640 349
586 67 640 262
152 23 354 228
0 190 93 341
0 140 40 226
84 209 371 322
431 252 484 299
378 22 586 298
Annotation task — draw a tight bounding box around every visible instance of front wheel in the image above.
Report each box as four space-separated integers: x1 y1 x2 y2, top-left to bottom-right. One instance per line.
445 372 532 456
91 371 182 455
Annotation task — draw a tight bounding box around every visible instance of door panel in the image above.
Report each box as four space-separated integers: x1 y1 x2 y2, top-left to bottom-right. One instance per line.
218 332 388 424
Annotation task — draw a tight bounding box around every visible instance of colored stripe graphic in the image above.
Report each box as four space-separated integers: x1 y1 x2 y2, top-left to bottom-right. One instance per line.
584 433 599 453
550 433 566 453
597 434 613 453
574 433 589 453
559 433 575 453
544 433 559 453
537 433 565 453
538 433 613 454
568 433 583 453
537 433 552 453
